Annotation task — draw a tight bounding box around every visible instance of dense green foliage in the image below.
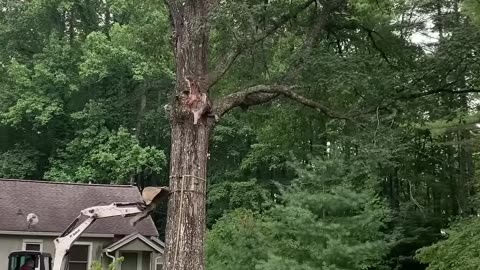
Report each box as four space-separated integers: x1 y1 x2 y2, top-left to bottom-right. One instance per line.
416 217 480 270
0 0 172 184
1 0 480 269
208 159 391 270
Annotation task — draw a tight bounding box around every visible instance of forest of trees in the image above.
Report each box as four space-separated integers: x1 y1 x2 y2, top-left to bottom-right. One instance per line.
1 0 480 269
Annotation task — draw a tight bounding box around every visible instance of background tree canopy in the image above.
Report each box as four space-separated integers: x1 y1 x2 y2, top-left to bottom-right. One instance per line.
1 0 480 269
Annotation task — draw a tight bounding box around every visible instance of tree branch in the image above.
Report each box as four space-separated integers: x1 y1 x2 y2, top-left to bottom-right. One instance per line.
401 88 480 99
354 86 480 120
362 27 392 66
212 85 349 120
208 0 316 87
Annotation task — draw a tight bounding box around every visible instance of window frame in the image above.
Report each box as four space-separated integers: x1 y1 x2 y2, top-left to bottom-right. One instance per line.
67 242 92 270
155 257 163 270
22 239 43 252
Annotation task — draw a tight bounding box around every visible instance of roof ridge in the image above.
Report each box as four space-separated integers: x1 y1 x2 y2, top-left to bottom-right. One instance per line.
104 233 164 253
0 178 135 188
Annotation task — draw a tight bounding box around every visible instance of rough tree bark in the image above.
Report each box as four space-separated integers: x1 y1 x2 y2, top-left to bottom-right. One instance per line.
164 1 211 270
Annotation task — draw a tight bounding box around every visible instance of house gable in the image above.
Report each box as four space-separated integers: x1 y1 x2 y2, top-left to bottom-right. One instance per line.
118 239 156 252
104 233 164 254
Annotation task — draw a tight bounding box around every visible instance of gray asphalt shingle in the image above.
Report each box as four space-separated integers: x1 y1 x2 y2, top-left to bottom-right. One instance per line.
0 179 158 236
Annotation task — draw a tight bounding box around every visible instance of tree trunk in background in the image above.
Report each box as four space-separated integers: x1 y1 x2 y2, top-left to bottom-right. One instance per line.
164 1 211 270
132 87 148 185
446 142 459 216
68 7 75 44
387 167 400 210
104 1 111 35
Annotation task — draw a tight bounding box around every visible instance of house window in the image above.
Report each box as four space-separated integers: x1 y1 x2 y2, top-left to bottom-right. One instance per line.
68 243 91 270
155 257 163 270
23 240 43 251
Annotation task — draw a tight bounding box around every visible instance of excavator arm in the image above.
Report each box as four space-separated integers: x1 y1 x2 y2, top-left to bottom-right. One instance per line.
52 202 146 270
51 187 169 270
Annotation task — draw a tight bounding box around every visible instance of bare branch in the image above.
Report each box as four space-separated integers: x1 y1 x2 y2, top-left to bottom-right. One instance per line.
362 27 392 66
208 0 316 87
354 86 480 120
401 88 480 99
253 0 316 44
212 85 349 120
208 50 244 88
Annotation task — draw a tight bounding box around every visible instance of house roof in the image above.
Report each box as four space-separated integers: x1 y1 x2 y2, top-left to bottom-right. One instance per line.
0 179 158 236
104 233 164 253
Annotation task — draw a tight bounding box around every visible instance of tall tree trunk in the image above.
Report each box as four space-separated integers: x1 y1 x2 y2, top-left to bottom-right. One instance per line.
104 1 111 35
166 121 210 270
68 7 75 44
435 1 444 40
130 87 148 185
387 167 400 210
164 1 211 270
445 143 459 216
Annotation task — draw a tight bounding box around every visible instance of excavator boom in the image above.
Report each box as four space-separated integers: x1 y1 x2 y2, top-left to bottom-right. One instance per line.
52 202 147 270
8 186 169 270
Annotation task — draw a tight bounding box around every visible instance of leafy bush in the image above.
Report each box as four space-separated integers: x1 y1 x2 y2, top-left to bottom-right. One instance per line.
90 257 124 270
417 217 480 270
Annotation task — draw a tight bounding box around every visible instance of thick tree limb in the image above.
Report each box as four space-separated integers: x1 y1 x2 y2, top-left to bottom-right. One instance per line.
212 85 480 126
208 0 316 87
213 85 349 120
